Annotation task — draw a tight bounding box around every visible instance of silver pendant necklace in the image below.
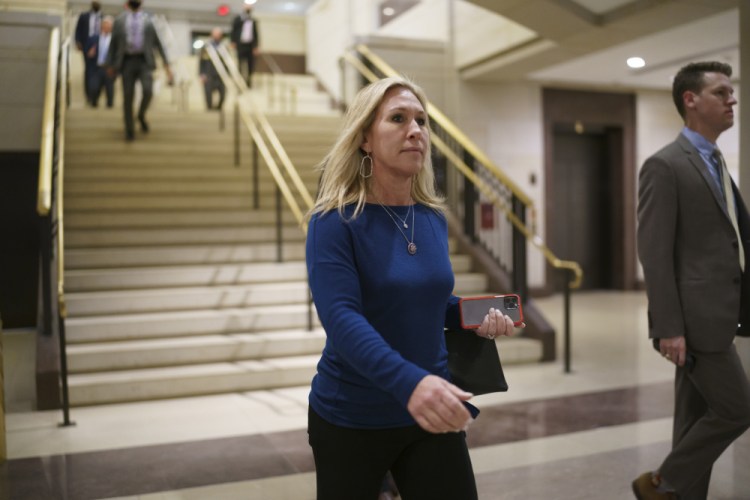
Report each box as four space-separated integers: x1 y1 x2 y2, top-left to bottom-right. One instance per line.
377 201 417 255
382 203 411 228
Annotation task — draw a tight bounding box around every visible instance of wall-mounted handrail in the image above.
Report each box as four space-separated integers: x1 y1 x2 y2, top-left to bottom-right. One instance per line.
37 27 60 216
354 45 534 208
347 44 582 290
37 26 75 423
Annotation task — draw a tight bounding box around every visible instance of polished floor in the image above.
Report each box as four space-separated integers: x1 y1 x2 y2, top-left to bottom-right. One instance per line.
4 291 750 499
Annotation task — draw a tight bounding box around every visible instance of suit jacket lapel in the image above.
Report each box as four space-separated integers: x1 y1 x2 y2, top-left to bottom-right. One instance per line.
677 134 729 219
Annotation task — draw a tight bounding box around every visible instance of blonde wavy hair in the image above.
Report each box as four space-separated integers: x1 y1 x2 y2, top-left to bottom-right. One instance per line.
306 76 444 222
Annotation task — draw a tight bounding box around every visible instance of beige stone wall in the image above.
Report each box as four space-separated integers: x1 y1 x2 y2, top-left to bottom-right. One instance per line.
0 0 66 14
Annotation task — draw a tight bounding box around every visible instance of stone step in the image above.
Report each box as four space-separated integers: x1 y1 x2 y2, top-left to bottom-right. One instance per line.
63 164 320 179
67 355 320 406
65 261 308 292
67 328 327 372
65 225 306 248
67 281 312 317
66 256 474 317
65 192 304 211
64 261 482 294
64 209 299 229
65 243 308 269
66 336 541 406
65 304 319 343
64 178 318 196
63 241 468 270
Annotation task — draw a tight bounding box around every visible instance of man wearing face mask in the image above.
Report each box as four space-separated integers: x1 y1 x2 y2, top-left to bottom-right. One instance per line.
230 3 259 88
107 0 173 141
75 1 102 104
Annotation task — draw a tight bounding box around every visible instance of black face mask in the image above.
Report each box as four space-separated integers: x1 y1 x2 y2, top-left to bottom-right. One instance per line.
128 0 142 9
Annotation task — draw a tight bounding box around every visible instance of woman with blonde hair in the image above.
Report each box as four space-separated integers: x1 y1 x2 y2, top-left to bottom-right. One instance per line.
306 76 515 499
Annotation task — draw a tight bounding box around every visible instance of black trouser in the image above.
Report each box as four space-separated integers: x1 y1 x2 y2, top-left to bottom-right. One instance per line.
121 54 152 136
88 66 114 107
237 45 255 87
203 75 225 110
308 407 478 500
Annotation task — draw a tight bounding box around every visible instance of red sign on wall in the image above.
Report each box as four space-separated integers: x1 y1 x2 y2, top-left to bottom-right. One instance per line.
480 203 494 229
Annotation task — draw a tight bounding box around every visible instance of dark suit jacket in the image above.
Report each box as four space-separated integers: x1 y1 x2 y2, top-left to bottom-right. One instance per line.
107 11 168 71
75 11 101 48
638 133 750 352
230 14 259 53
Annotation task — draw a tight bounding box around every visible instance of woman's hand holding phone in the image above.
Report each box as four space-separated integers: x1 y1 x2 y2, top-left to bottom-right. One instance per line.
475 307 518 340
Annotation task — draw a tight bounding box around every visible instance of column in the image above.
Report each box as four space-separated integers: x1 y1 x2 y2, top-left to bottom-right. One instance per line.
736 2 750 493
738 0 750 378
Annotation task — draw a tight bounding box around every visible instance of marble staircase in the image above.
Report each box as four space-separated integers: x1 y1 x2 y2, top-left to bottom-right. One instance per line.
61 73 541 406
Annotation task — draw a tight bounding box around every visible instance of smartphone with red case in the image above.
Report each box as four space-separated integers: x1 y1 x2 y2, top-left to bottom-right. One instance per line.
459 294 524 329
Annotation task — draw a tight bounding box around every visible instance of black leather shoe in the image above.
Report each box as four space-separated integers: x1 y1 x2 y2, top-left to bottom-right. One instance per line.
138 116 149 133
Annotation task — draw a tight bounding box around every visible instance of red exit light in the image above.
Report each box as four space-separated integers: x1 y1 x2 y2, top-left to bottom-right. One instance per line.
217 4 230 16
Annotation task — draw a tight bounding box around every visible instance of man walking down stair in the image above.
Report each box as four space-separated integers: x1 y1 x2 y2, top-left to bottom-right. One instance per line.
107 0 172 141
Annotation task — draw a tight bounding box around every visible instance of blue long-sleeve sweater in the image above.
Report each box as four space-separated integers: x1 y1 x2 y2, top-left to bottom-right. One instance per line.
306 203 464 429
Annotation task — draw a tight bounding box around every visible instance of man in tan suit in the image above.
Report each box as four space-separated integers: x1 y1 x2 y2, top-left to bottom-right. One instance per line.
634 61 750 499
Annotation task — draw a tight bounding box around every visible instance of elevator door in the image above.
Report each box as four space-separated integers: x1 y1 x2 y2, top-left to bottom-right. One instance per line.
551 129 614 290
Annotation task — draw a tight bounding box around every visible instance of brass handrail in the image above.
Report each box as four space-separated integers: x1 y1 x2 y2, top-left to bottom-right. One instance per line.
207 42 314 229
37 27 60 216
355 44 533 208
57 37 70 317
347 45 582 289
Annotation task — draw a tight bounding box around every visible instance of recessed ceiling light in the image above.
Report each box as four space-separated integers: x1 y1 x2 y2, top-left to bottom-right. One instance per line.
193 40 205 50
627 57 645 69
383 7 395 16
243 0 257 5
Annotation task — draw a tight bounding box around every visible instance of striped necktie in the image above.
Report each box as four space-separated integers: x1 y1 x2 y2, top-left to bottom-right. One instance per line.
714 148 745 271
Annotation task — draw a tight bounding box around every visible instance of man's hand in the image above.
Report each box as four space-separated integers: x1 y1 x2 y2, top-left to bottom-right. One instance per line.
407 375 472 434
659 336 687 366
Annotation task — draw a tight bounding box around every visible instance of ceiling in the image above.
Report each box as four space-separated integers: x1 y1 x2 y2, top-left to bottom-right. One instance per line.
462 0 740 89
84 0 740 90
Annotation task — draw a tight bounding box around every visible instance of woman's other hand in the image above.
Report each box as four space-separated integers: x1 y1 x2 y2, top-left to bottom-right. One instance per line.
407 375 472 434
475 308 517 340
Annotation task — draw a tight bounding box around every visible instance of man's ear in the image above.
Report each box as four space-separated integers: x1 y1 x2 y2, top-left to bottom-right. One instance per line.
683 90 697 112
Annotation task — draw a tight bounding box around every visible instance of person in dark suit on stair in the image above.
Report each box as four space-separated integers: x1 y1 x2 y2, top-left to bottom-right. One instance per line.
230 3 259 88
75 1 103 103
84 16 115 108
199 27 227 111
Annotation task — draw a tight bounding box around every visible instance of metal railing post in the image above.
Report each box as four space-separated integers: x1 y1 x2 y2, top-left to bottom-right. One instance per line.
275 186 283 262
233 102 240 166
307 284 314 332
463 150 476 240
563 268 572 374
39 215 53 336
252 140 259 210
512 195 528 300
57 307 74 427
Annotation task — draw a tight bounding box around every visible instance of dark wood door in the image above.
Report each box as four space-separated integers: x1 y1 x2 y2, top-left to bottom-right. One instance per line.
551 128 615 290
